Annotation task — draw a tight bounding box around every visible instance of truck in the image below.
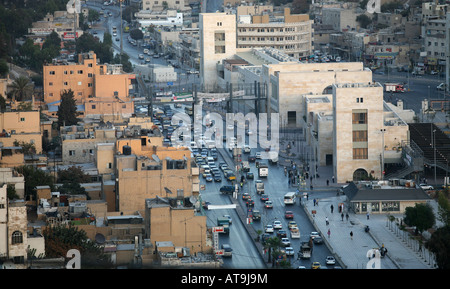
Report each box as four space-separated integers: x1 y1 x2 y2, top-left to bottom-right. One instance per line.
255 180 265 194
268 151 278 164
217 217 230 234
299 242 311 259
241 161 250 172
385 83 405 93
252 209 261 221
258 163 268 178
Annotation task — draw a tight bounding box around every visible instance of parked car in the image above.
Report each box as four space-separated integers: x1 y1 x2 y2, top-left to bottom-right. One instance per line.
420 184 434 190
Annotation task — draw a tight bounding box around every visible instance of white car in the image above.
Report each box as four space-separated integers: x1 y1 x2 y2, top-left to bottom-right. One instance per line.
265 224 274 233
285 247 295 256
255 152 262 159
243 145 251 153
227 124 234 130
273 220 282 229
310 232 320 239
223 214 232 224
419 184 434 190
138 54 144 59
281 237 290 247
326 256 336 265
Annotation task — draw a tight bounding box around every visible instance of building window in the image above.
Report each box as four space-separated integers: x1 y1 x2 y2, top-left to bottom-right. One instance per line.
353 148 368 159
88 63 93 67
49 71 55 75
352 112 367 124
20 117 25 122
88 73 93 78
64 71 68 75
92 105 96 109
88 83 93 87
12 231 23 245
69 150 75 156
108 162 112 169
64 82 68 86
352 131 368 142
49 82 53 86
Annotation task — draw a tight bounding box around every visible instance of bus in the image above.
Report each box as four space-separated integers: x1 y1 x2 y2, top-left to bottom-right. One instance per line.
284 192 296 205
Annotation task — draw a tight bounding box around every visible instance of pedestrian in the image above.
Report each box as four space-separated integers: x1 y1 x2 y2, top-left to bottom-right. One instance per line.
288 178 291 186
310 184 313 190
345 213 349 221
341 213 344 221
306 193 309 201
325 217 329 226
350 231 353 240
327 229 331 238
330 204 334 213
313 198 316 206
366 212 370 220
327 179 329 186
332 176 335 183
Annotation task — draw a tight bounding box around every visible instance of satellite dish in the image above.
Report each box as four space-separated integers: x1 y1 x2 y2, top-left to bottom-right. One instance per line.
152 154 160 162
95 233 106 244
164 187 173 194
189 196 198 204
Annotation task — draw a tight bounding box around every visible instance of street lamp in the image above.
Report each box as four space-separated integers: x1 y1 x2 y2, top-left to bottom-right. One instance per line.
380 129 386 180
433 129 437 185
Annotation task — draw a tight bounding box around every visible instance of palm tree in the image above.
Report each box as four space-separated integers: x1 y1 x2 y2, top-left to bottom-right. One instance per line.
10 76 34 102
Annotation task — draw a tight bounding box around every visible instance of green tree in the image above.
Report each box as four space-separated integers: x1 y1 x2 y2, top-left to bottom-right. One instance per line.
58 166 92 184
13 140 36 156
426 225 450 269
404 203 435 234
57 89 78 128
10 76 34 102
437 191 450 226
43 224 112 268
7 184 19 200
356 14 372 29
15 165 55 201
0 58 9 78
130 28 143 40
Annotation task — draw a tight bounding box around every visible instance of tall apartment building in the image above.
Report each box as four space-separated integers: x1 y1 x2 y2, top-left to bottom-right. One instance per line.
423 18 447 72
236 8 314 59
141 0 189 12
43 51 135 119
446 12 450 92
199 13 237 91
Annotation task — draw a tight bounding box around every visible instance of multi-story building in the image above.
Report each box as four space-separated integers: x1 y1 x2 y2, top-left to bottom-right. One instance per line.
321 7 362 32
0 110 43 154
0 184 33 266
141 0 189 12
28 11 81 45
446 12 450 92
199 12 237 91
236 8 314 59
423 18 447 72
43 51 135 120
114 145 198 214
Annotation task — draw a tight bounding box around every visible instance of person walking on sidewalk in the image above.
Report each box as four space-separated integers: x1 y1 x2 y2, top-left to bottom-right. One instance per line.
325 217 329 226
345 213 349 222
330 204 334 213
366 212 370 220
350 231 353 240
341 213 344 221
327 229 331 238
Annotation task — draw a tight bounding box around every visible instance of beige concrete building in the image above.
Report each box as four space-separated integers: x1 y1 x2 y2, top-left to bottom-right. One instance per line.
322 7 362 32
43 51 135 119
0 110 43 154
115 144 199 214
200 12 237 91
141 0 190 12
237 8 314 59
0 184 30 266
145 198 209 255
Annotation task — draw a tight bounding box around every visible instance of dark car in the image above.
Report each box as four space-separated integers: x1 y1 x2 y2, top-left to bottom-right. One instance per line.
246 172 254 179
213 174 222 182
285 211 294 219
313 236 324 244
220 185 234 194
277 230 287 238
248 155 256 162
260 194 269 201
246 198 255 207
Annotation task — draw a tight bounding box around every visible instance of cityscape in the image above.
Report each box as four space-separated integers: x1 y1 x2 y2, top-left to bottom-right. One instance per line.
0 0 449 274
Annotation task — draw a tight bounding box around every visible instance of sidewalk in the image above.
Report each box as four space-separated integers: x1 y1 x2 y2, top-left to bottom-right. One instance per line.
281 133 435 269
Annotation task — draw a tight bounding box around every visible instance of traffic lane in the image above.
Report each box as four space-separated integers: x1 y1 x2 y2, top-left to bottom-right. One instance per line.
199 152 266 269
233 153 336 268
